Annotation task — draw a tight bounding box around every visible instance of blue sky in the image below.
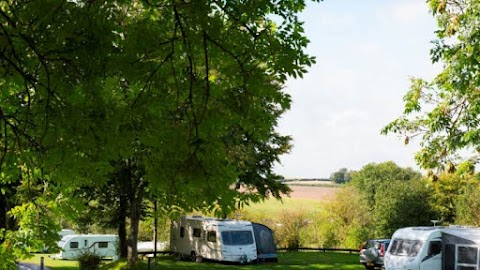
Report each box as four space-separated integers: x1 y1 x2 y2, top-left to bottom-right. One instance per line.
274 0 440 178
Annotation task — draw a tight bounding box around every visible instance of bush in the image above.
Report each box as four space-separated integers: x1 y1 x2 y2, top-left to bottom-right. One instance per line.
78 252 102 270
274 210 310 250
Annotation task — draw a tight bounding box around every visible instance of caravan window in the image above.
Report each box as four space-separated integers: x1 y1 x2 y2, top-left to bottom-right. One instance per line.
389 239 423 257
193 228 201 238
457 245 478 269
70 242 79 249
180 227 185 238
207 231 216 242
98 242 108 248
221 231 254 246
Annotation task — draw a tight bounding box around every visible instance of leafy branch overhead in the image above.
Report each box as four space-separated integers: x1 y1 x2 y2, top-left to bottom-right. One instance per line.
383 0 480 171
0 0 319 267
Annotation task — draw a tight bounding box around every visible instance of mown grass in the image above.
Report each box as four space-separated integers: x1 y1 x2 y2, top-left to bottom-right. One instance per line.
19 254 78 270
22 252 364 270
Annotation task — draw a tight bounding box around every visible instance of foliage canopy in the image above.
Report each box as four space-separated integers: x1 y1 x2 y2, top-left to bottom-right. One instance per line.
0 0 320 267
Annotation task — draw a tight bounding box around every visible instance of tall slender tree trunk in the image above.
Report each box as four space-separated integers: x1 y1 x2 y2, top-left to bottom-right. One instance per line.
0 194 6 243
118 194 128 258
127 177 145 268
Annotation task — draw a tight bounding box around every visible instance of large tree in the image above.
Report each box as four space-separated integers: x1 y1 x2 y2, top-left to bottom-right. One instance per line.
383 0 480 170
0 0 319 267
350 161 422 205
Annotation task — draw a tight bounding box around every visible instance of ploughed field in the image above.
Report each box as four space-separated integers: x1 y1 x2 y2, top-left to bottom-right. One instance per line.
286 184 338 201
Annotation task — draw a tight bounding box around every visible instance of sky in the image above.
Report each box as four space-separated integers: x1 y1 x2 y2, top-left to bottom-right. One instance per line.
274 0 440 179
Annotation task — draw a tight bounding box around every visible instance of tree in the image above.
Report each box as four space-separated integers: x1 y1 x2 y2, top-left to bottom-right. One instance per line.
320 186 371 248
382 0 480 170
347 162 429 238
330 168 351 184
350 161 422 205
429 172 471 224
373 179 437 238
455 179 480 226
0 0 319 267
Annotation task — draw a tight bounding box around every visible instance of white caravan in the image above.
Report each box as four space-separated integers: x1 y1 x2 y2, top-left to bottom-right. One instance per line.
52 234 119 260
384 226 480 270
58 229 75 239
170 216 257 263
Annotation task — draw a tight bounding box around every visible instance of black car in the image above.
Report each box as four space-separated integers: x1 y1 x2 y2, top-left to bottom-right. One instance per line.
359 239 391 270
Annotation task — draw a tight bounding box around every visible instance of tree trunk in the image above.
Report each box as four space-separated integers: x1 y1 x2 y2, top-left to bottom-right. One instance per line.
0 193 6 243
118 194 128 258
127 177 145 268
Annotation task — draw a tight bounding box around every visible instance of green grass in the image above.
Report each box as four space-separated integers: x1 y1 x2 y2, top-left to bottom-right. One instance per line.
19 254 78 270
22 252 364 270
101 252 364 270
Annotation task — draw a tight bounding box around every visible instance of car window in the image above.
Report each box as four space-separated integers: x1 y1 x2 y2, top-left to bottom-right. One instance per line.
428 241 442 256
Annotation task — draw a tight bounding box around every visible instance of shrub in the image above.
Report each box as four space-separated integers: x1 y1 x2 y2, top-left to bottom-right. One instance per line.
77 252 102 270
274 210 310 250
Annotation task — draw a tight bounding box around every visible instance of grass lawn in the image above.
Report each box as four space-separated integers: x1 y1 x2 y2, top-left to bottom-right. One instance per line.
21 252 364 270
19 254 78 270
102 252 365 270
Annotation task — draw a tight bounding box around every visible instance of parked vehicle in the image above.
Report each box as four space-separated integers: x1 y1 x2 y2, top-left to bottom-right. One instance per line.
52 234 119 260
170 216 259 263
384 226 480 270
360 239 391 270
58 229 75 239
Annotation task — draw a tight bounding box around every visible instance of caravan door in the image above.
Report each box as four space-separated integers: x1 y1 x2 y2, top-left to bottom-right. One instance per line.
202 225 222 261
419 240 442 270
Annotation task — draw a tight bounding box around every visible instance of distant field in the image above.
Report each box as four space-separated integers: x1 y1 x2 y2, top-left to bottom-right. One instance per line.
285 185 338 201
284 180 338 187
242 197 324 217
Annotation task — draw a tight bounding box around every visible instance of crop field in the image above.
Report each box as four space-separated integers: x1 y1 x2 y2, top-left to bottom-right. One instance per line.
285 185 338 201
21 252 364 270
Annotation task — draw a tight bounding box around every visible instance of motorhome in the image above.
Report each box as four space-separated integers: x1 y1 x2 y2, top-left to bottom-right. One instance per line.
384 226 480 270
170 216 259 263
52 234 119 260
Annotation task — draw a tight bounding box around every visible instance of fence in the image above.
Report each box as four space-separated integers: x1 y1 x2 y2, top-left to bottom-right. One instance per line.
138 247 359 257
278 247 359 254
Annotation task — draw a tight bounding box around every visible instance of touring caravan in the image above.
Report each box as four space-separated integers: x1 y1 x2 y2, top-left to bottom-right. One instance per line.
384 226 480 270
170 216 258 263
52 234 119 260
